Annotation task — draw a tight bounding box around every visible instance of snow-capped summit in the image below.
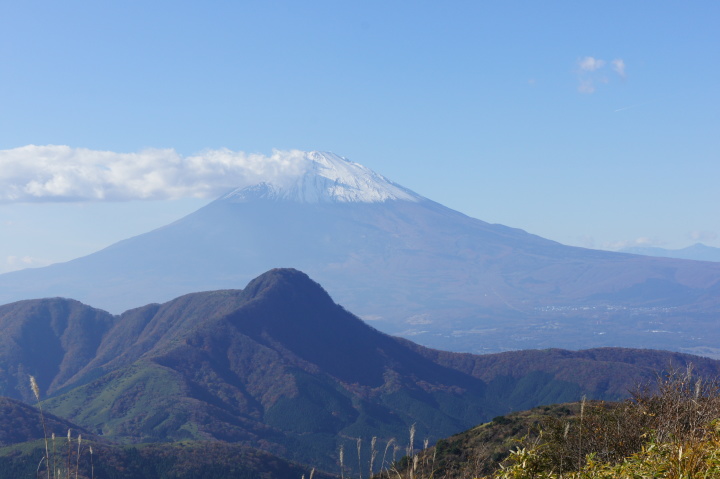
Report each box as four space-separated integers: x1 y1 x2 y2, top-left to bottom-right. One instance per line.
222 151 421 203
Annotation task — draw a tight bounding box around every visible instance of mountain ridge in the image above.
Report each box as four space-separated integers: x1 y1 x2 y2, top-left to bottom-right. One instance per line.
1 269 720 472
0 152 719 355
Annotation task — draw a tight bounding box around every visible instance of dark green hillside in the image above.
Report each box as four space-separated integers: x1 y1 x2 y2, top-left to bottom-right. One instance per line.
44 269 499 471
1 269 720 476
0 396 95 446
412 343 720 407
0 298 116 402
45 361 197 442
0 440 335 479
62 289 250 391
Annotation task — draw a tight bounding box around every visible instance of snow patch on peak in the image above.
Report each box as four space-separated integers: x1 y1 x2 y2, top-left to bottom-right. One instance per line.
223 151 421 204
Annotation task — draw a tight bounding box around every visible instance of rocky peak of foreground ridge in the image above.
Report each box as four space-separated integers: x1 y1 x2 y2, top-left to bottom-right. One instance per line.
221 151 421 203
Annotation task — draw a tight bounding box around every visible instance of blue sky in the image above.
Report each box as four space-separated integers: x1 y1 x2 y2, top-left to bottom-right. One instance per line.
1 1 718 272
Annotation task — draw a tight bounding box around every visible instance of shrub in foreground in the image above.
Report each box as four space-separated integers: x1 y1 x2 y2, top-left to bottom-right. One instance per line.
487 365 720 478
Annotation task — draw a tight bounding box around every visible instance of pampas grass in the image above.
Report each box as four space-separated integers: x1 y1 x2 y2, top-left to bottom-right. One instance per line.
29 376 93 479
30 376 51 479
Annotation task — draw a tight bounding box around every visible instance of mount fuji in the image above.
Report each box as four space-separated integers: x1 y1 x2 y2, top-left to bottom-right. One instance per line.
1 151 720 355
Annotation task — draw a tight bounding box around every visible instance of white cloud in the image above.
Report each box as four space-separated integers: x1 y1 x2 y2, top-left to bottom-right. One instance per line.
0 146 312 202
603 237 664 250
575 56 626 94
577 235 596 248
578 79 596 94
612 59 626 78
578 56 606 72
689 231 718 243
633 237 655 246
3 255 51 273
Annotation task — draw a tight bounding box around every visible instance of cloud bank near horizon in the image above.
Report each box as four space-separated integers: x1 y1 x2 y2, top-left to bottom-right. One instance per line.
0 146 311 202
